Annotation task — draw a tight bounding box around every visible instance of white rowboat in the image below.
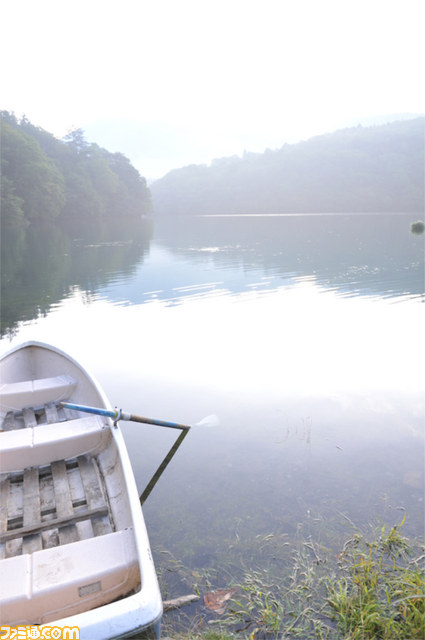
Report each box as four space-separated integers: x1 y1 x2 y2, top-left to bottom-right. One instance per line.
0 341 163 639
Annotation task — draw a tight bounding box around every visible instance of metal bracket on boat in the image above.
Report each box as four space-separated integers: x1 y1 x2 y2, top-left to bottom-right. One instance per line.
113 408 123 428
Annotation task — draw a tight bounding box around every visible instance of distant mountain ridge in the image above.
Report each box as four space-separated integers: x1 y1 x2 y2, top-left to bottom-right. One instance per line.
150 118 425 215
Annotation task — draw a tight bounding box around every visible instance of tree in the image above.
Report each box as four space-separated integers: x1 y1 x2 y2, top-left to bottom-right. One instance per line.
63 128 89 155
0 175 26 232
1 112 153 229
106 152 152 216
1 120 65 223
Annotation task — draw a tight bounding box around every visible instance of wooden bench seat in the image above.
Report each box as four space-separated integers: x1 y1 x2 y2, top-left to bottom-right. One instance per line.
0 416 109 473
0 528 140 625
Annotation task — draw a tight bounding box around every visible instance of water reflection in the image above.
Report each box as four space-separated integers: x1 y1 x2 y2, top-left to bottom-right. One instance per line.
95 213 424 309
1 214 423 337
0 218 153 336
150 213 424 301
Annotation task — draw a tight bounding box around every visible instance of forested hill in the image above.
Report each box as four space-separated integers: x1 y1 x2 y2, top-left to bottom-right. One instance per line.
151 118 425 215
1 111 152 233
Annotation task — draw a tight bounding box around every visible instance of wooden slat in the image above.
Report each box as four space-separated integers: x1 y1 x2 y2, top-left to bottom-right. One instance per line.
0 505 109 543
0 478 10 559
39 472 56 517
51 460 78 544
5 539 22 558
23 469 41 525
5 472 23 558
23 408 37 429
78 456 111 536
77 457 105 509
52 461 74 514
42 529 59 549
63 408 81 421
0 478 9 533
45 402 59 424
3 412 17 431
23 467 42 553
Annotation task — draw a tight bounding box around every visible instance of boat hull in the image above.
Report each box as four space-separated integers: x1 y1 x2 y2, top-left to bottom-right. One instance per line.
0 341 162 639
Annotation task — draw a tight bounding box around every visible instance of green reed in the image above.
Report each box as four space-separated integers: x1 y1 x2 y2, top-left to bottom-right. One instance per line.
158 516 424 640
326 517 424 639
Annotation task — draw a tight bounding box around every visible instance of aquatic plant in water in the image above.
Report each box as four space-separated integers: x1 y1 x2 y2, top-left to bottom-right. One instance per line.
326 518 424 640
159 518 424 639
410 220 425 235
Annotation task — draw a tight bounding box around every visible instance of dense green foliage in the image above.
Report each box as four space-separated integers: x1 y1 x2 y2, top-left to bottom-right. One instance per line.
1 111 152 233
151 118 425 215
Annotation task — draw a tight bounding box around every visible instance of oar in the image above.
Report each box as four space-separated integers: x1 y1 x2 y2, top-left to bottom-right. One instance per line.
60 401 218 505
60 402 192 430
138 414 219 504
140 428 189 505
59 402 219 431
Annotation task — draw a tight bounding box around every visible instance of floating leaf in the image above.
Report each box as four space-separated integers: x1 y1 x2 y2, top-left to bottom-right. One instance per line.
403 470 422 488
204 587 238 614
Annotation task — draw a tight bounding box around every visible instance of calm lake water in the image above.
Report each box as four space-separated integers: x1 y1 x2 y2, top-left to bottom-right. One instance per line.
1 213 424 616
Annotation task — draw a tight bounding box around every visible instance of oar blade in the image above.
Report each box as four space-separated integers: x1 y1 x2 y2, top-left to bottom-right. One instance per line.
195 414 220 428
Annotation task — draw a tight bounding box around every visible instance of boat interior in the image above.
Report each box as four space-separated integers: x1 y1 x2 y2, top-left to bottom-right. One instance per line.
0 372 141 625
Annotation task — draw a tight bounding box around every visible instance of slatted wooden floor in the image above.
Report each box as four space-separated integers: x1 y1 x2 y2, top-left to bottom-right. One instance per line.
0 405 114 560
2 402 72 431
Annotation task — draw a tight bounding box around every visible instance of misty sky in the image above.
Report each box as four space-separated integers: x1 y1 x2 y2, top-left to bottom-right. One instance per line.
2 0 424 179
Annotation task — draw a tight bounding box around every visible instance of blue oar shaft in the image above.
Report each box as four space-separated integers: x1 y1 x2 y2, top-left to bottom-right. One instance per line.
60 402 120 420
60 402 191 430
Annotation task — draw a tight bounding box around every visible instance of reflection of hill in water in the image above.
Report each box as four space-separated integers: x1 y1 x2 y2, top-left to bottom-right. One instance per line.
153 214 424 300
0 219 153 336
1 214 423 336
